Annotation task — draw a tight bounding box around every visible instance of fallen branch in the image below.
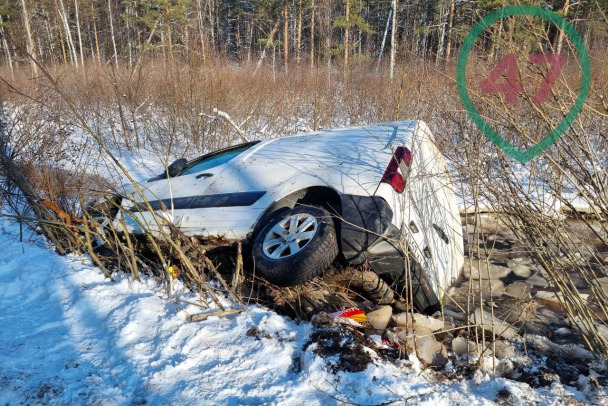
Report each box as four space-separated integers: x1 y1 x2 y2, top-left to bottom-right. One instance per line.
187 309 243 322
212 108 249 143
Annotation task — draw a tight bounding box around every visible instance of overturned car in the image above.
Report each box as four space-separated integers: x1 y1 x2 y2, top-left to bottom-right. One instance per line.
112 121 464 313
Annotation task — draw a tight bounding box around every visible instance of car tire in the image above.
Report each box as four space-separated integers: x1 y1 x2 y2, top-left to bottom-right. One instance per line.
252 205 339 286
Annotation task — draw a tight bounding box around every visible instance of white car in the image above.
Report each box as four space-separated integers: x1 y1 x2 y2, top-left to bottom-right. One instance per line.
114 121 464 312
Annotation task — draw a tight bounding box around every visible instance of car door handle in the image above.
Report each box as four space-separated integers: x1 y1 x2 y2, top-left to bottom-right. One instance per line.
196 173 214 179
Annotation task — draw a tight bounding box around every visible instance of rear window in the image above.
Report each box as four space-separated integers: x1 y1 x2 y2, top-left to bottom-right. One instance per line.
179 141 259 176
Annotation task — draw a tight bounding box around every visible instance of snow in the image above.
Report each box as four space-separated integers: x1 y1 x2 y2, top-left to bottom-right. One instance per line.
0 220 594 405
0 108 602 404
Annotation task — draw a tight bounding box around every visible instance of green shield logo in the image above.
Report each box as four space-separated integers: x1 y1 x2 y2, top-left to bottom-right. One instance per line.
456 5 590 164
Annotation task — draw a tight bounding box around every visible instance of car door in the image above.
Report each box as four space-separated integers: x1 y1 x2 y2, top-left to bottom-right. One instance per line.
119 143 260 235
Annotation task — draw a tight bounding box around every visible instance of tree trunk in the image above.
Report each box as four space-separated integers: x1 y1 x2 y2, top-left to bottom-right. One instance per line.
55 10 68 66
556 0 570 54
74 0 85 67
91 0 101 65
20 0 38 76
436 0 446 67
0 14 14 76
297 0 303 65
390 0 397 79
134 0 142 48
108 0 119 65
344 0 349 79
125 2 133 68
326 0 332 86
310 0 315 69
58 0 79 67
283 0 289 71
254 19 281 76
166 4 174 60
196 0 207 63
247 22 253 64
445 0 455 61
377 10 391 70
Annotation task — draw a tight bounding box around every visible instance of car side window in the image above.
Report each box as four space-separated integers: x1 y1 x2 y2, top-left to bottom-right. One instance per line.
179 143 257 176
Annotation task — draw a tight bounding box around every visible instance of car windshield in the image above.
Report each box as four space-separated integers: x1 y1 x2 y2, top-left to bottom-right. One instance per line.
179 141 259 176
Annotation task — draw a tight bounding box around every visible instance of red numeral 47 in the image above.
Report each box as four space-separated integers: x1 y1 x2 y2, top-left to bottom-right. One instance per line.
481 53 565 104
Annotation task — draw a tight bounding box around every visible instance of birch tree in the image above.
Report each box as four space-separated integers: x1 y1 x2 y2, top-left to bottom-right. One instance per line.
20 0 38 75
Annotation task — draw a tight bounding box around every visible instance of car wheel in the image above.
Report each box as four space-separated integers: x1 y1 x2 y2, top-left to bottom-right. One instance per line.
252 205 339 286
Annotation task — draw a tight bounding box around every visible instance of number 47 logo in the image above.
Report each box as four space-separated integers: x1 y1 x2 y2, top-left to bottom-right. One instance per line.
481 53 566 104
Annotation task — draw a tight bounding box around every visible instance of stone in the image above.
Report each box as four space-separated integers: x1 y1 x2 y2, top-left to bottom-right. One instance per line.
537 306 557 319
524 334 593 361
492 340 516 359
470 279 506 300
472 308 520 340
479 356 514 377
392 312 445 332
536 291 589 305
452 336 478 355
507 261 533 278
389 326 448 367
415 335 448 367
443 308 467 322
527 273 550 288
504 281 532 299
535 291 559 304
463 260 512 280
366 306 392 333
596 323 608 342
495 359 515 377
588 277 608 303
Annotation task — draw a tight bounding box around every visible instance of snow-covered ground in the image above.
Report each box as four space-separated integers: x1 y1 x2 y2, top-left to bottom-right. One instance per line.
0 219 592 405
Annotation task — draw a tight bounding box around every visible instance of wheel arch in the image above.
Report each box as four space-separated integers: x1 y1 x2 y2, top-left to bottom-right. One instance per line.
248 186 342 242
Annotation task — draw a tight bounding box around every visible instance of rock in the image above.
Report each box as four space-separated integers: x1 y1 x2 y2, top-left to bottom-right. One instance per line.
416 335 448 367
535 291 560 304
596 323 608 342
463 260 512 280
472 308 520 340
311 312 333 327
470 279 506 300
443 308 467 322
389 326 448 367
392 312 445 332
366 306 392 333
536 306 557 320
504 281 532 299
452 336 478 355
527 273 549 288
495 359 514 377
492 340 516 359
524 334 593 361
588 277 608 303
536 291 589 305
507 261 532 278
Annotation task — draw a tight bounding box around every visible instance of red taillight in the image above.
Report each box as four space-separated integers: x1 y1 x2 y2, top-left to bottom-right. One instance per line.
381 146 411 194
391 173 405 193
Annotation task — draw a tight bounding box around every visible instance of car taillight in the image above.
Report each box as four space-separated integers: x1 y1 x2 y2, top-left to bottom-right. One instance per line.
381 146 411 194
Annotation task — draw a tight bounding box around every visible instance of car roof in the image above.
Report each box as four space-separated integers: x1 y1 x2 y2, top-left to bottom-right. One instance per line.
277 120 418 143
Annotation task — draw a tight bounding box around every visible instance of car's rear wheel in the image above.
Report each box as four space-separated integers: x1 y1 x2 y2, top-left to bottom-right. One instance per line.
252 205 339 286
